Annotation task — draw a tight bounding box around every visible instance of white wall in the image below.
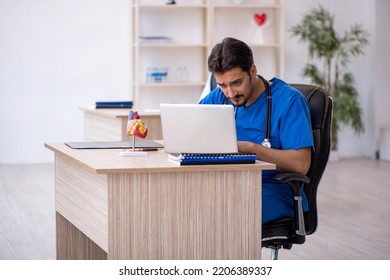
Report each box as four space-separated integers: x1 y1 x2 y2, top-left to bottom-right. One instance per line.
0 0 131 163
0 0 388 164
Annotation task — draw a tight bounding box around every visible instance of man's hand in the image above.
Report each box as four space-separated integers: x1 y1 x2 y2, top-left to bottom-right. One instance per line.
238 141 311 175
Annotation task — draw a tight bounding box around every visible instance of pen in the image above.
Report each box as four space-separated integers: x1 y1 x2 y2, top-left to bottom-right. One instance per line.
122 148 160 152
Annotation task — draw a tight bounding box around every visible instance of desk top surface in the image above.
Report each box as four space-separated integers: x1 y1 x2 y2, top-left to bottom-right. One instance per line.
80 107 161 118
45 143 275 174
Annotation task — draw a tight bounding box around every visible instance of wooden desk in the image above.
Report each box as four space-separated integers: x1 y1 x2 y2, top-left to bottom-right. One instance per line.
45 143 275 260
80 107 162 141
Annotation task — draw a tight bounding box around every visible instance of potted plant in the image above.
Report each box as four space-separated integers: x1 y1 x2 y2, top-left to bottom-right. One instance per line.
290 5 369 153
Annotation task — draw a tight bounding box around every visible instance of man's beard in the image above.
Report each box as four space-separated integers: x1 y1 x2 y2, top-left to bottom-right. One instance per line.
227 93 249 107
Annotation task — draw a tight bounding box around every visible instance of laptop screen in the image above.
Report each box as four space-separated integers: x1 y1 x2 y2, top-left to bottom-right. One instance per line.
160 104 238 155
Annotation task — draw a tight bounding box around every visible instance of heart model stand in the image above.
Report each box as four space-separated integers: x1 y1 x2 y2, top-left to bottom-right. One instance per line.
119 135 148 157
252 13 270 44
119 111 149 157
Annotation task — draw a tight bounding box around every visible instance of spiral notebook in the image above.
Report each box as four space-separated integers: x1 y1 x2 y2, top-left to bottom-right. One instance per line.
169 153 257 165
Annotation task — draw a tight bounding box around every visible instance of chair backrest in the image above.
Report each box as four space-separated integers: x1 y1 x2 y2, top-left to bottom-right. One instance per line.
290 84 333 234
206 76 333 234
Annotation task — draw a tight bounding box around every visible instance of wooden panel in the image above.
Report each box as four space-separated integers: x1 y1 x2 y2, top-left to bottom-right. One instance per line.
56 213 107 260
55 155 108 251
140 115 163 140
108 170 262 259
82 108 162 141
84 112 123 141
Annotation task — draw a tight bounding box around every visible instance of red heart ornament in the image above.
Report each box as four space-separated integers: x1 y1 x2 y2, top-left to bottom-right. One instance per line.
254 13 267 26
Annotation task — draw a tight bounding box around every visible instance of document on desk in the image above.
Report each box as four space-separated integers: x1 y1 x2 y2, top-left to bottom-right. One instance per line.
65 140 164 149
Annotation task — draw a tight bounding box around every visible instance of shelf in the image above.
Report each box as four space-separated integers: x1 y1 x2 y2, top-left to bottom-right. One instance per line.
213 4 281 9
131 0 284 107
134 43 278 48
136 5 207 9
250 43 282 48
135 43 208 48
138 82 207 87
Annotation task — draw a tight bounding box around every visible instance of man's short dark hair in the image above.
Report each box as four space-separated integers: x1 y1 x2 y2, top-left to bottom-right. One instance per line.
207 37 254 74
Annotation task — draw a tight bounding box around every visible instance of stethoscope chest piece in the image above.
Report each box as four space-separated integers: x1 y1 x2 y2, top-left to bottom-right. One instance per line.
261 139 271 148
223 74 272 149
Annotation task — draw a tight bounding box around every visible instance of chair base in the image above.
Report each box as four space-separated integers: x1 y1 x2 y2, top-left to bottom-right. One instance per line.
267 244 293 260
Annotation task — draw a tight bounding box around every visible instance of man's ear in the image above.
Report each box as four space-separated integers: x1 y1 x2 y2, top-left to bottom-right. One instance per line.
250 65 257 79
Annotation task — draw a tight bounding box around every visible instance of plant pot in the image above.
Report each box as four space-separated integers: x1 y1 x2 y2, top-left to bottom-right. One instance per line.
379 126 390 162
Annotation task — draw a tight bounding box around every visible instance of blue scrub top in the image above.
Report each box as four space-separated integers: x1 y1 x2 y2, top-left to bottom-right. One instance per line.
199 77 314 224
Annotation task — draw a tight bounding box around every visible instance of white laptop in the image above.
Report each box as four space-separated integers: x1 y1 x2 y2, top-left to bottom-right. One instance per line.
160 104 238 155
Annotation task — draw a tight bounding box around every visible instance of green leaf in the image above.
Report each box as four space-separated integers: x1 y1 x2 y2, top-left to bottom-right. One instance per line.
289 4 368 149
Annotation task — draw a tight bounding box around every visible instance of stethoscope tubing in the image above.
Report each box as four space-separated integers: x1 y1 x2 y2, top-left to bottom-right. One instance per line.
223 75 272 148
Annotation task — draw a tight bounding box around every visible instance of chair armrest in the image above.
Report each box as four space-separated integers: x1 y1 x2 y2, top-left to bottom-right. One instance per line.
273 172 310 196
273 172 310 237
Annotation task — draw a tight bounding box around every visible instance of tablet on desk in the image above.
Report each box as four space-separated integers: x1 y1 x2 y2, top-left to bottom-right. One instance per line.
159 103 238 155
65 139 163 150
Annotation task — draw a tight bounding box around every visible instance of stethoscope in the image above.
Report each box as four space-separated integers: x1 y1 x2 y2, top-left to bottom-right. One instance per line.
223 75 272 148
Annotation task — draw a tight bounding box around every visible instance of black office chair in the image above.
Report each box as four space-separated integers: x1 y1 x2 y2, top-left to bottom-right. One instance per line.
205 76 333 259
262 84 333 259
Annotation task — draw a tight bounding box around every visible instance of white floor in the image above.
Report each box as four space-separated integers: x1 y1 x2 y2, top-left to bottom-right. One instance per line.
0 164 55 260
1 158 390 260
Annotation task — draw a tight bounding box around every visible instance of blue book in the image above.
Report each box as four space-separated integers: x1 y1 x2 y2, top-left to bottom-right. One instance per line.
95 101 133 108
169 153 257 165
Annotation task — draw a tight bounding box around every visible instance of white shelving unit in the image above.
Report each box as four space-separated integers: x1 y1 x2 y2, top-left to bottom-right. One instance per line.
131 0 284 109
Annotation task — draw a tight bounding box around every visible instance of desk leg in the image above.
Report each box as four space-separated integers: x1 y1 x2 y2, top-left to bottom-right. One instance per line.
56 213 107 260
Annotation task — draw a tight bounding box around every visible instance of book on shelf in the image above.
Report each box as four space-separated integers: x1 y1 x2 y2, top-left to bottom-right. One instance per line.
95 101 133 109
168 153 257 166
139 36 173 44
